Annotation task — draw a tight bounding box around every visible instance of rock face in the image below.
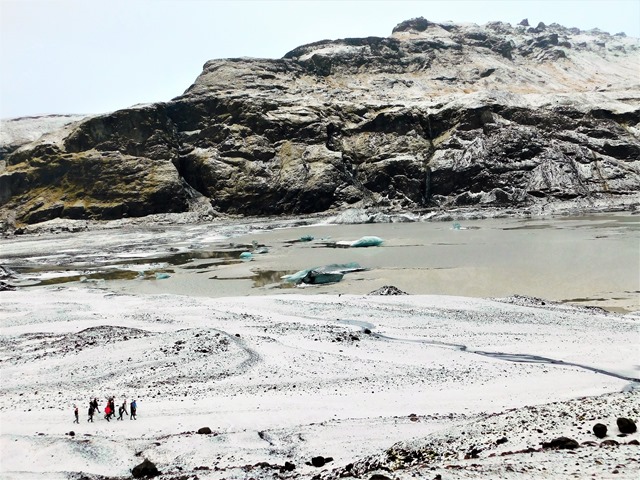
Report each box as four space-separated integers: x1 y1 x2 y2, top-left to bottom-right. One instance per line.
1 18 639 226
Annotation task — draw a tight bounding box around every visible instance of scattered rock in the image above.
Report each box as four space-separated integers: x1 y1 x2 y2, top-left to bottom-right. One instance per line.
600 439 620 447
283 461 296 471
0 281 16 291
368 285 409 296
132 458 161 478
197 427 212 434
465 446 482 459
311 456 333 467
617 417 637 434
496 436 508 445
369 475 393 480
542 437 580 450
593 423 608 438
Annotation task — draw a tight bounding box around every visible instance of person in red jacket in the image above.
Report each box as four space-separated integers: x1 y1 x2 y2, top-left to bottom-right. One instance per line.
104 402 112 421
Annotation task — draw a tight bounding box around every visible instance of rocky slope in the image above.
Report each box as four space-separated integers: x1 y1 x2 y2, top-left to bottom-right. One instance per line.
1 18 639 227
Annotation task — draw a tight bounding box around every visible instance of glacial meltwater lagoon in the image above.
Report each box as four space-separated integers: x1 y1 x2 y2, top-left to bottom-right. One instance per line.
1 213 638 312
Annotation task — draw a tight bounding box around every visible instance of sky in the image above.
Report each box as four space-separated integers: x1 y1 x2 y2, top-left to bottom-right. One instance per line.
1 0 639 119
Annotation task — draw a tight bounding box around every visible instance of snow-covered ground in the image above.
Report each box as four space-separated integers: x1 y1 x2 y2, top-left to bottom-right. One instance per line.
0 115 87 153
1 287 638 479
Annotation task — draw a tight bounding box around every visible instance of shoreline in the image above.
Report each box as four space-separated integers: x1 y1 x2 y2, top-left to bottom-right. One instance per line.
3 195 639 237
2 209 638 313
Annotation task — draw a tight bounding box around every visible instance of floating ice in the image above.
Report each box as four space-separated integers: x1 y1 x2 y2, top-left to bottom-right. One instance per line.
336 236 384 247
282 262 366 285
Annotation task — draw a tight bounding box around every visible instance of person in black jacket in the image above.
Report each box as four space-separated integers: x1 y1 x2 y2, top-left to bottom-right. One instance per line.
117 400 128 421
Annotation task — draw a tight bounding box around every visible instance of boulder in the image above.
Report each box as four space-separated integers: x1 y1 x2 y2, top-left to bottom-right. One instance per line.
132 458 160 478
593 423 607 438
310 456 333 467
617 417 637 434
197 427 212 434
542 437 580 450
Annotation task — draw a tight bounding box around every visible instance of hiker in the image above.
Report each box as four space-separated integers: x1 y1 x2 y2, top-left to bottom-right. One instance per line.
90 397 100 413
130 399 137 420
88 403 95 422
106 397 115 421
73 405 79 424
104 402 112 421
117 400 128 421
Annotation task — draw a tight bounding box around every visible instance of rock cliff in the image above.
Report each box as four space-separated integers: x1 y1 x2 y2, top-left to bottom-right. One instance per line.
1 18 639 226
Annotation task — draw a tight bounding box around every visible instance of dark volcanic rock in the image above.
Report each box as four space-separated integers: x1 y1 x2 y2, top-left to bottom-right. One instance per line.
197 426 212 434
593 423 608 438
542 436 580 450
600 439 620 447
2 18 639 227
368 285 409 295
132 458 160 478
0 281 16 291
310 455 333 467
617 417 637 433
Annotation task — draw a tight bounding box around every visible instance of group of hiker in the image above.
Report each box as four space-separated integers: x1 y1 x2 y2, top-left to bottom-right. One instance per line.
73 397 137 423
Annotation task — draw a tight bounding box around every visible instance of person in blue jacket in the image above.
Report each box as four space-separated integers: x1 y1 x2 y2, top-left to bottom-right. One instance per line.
130 399 137 420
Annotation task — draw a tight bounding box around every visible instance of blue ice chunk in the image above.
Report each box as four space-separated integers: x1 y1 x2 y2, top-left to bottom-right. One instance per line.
282 262 366 285
349 236 383 247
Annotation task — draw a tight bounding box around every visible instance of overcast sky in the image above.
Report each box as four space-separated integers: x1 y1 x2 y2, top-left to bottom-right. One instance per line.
1 0 639 119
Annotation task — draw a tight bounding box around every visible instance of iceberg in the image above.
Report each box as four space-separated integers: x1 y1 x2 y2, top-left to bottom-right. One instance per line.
336 236 384 248
282 262 366 285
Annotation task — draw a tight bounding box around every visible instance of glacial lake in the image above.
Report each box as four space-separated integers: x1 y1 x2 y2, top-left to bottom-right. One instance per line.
1 213 638 312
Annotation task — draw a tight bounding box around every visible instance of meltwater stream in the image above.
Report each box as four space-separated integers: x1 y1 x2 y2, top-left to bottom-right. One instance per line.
337 319 640 386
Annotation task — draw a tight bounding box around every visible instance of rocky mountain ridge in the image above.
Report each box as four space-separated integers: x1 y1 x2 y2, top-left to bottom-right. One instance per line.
1 17 639 227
